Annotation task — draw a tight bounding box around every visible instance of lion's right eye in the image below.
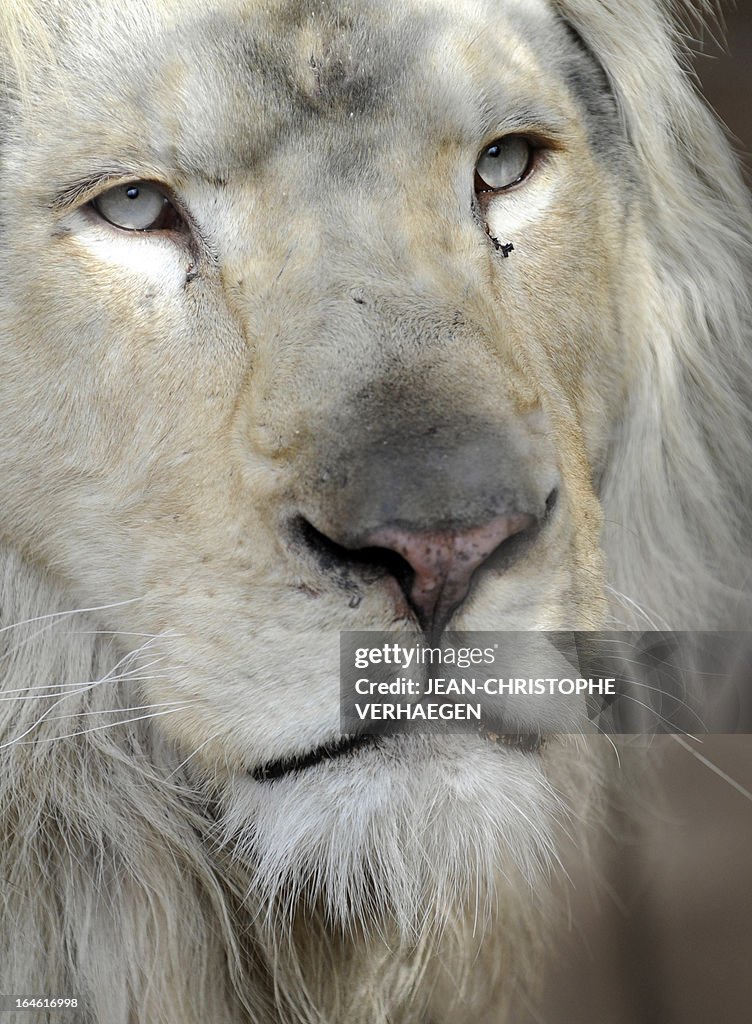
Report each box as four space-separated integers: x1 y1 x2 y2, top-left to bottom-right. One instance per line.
91 181 182 232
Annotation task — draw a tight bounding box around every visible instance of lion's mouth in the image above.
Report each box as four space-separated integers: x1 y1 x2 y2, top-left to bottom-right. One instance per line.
250 729 543 782
250 734 380 782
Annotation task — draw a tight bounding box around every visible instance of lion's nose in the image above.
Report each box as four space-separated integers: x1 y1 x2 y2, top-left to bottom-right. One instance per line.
355 517 535 633
295 500 549 638
290 411 558 637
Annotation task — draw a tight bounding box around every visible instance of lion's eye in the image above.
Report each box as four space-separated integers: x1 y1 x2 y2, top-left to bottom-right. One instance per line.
474 136 533 193
91 181 181 231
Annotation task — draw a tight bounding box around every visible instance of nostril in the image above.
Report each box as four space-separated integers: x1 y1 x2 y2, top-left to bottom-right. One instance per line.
545 487 559 517
293 516 416 593
292 509 540 637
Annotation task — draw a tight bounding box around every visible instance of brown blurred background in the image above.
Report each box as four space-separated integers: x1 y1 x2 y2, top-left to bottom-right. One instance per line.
534 7 752 1022
694 2 751 176
696 1 749 173
538 738 752 1024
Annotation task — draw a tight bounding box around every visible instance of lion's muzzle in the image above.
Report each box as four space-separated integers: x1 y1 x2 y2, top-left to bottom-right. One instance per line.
289 411 559 637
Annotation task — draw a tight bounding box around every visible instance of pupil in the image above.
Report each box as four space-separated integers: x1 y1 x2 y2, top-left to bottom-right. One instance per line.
125 187 140 200
487 146 500 158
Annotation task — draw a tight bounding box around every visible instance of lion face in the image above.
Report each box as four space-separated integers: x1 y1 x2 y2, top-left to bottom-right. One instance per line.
0 0 635 923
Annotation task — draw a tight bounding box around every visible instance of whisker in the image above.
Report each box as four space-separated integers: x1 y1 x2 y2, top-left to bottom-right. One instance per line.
2 627 171 688
594 727 622 768
598 687 701 739
0 638 174 748
670 734 752 804
594 664 705 725
0 676 169 703
9 706 193 746
0 596 146 635
0 654 171 703
167 730 225 778
46 700 196 723
603 585 671 630
71 629 185 639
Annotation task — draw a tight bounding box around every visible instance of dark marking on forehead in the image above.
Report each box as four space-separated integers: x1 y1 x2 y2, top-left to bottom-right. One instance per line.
198 2 427 114
160 0 440 183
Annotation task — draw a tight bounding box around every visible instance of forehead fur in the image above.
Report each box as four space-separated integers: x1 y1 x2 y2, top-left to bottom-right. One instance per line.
2 0 614 187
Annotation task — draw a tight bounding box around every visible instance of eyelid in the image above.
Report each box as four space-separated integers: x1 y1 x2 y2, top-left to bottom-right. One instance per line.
476 129 565 162
479 107 569 142
50 170 172 213
480 130 554 155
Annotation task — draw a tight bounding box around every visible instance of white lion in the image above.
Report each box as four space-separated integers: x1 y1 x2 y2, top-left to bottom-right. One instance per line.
0 0 749 1021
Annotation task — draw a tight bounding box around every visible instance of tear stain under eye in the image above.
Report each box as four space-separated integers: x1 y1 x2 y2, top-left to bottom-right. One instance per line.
486 228 515 258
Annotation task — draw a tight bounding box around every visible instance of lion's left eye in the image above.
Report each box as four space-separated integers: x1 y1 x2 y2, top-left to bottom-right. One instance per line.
474 136 533 193
91 181 181 231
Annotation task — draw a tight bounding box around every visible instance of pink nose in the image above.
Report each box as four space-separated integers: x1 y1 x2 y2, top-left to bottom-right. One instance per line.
362 515 533 633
